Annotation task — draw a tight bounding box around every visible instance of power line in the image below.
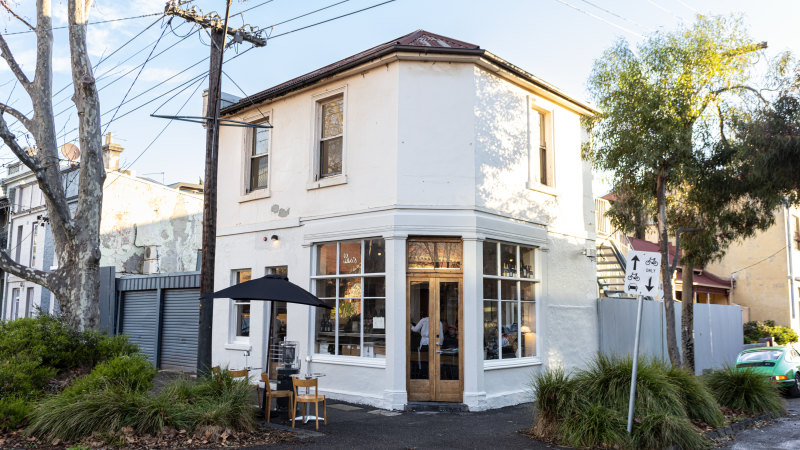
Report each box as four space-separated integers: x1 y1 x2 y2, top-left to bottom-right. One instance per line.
267 0 350 29
578 0 653 32
269 0 396 39
646 0 685 22
0 12 163 36
731 247 786 274
673 0 698 14
94 15 165 69
551 0 644 38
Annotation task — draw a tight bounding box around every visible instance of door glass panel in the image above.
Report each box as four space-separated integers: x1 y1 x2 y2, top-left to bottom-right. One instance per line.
409 281 430 380
439 281 460 381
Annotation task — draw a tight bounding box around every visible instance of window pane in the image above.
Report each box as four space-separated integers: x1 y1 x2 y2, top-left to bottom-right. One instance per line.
408 241 436 269
500 301 518 359
538 112 546 147
364 298 386 359
235 270 251 284
483 301 498 360
483 279 498 300
266 266 288 277
364 239 385 273
253 127 269 155
339 241 361 274
236 302 250 337
338 277 361 299
522 301 536 357
500 244 517 277
320 137 343 177
501 280 518 300
520 246 535 278
321 98 343 138
483 241 498 275
338 298 360 356
435 242 462 269
364 276 385 297
521 281 535 301
249 155 268 190
316 300 336 355
316 279 336 298
317 243 337 275
540 147 548 186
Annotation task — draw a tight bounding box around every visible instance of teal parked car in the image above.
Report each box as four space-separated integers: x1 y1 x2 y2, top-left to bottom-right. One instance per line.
735 345 800 396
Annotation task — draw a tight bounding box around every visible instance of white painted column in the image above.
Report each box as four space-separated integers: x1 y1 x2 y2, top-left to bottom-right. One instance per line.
462 236 487 410
383 234 408 410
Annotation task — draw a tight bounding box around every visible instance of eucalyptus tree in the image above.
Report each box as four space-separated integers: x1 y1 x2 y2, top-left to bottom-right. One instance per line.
584 15 779 368
0 0 104 330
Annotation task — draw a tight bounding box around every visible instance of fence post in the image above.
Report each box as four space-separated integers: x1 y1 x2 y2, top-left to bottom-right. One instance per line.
98 266 116 335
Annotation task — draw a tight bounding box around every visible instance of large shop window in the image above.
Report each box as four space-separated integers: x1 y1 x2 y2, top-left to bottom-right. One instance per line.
482 241 537 360
231 269 252 340
314 239 386 358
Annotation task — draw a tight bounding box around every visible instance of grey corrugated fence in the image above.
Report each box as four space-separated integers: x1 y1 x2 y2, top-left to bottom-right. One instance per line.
598 297 744 375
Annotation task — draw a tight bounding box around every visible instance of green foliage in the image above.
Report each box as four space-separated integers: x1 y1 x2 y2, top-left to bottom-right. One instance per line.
0 314 140 400
705 366 785 415
531 354 719 449
633 412 712 450
743 320 799 345
62 354 156 398
666 367 725 427
27 367 254 441
0 396 34 431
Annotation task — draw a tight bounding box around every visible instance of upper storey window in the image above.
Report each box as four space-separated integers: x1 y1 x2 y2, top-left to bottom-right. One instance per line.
318 96 344 179
249 124 270 192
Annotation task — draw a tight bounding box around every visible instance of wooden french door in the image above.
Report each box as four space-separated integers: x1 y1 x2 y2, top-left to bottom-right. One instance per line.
407 275 463 402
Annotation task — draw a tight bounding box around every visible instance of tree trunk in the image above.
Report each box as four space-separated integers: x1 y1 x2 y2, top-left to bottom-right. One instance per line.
0 0 103 331
681 262 695 372
657 172 681 366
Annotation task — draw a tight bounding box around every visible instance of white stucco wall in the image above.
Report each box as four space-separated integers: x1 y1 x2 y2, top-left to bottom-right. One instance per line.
212 55 597 411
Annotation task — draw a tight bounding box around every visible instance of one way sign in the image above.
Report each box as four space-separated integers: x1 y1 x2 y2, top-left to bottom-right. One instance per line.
623 251 662 298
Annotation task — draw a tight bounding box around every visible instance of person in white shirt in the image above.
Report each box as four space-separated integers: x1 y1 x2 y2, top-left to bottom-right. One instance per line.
410 312 443 377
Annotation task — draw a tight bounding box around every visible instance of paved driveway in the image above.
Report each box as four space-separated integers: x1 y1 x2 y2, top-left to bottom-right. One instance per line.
251 401 560 450
722 396 800 449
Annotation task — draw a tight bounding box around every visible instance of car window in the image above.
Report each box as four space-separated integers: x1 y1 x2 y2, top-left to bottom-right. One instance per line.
737 350 783 362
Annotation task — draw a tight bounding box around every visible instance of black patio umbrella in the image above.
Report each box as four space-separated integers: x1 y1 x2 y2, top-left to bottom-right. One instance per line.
203 274 332 308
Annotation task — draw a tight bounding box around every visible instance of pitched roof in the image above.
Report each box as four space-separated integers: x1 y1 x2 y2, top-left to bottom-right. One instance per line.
221 29 596 115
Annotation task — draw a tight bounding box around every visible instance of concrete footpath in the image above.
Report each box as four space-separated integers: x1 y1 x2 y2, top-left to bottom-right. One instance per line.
248 401 561 449
722 396 800 450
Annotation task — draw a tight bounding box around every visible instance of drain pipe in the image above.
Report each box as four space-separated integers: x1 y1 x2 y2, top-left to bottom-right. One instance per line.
784 199 797 322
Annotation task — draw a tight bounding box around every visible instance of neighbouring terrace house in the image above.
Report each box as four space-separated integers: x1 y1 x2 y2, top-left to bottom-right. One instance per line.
1 135 204 319
212 30 598 411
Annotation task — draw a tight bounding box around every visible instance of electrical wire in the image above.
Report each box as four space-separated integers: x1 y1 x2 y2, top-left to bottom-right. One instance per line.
94 15 165 69
0 12 163 36
221 70 269 122
269 0 396 39
266 0 350 29
551 0 644 38
577 0 653 32
102 19 172 135
730 247 787 275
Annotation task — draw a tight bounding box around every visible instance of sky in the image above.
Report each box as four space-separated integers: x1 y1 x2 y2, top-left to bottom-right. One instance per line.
0 0 798 192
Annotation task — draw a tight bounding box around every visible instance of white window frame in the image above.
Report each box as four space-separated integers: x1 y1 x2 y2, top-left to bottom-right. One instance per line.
11 287 20 319
308 86 348 190
526 96 556 195
239 110 273 202
29 222 38 267
482 240 542 369
25 287 34 318
229 269 252 344
311 238 386 360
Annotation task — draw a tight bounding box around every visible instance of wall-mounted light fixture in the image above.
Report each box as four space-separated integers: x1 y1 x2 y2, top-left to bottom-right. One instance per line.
271 235 279 242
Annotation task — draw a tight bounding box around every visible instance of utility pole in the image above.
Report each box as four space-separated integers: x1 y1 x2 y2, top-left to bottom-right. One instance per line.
164 0 266 375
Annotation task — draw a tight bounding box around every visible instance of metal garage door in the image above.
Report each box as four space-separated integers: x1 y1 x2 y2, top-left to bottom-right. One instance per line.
121 290 158 365
159 289 200 372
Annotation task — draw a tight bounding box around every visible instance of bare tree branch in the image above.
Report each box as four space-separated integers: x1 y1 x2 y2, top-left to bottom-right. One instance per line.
0 114 75 234
0 33 32 89
0 249 54 290
1 1 35 30
0 102 33 131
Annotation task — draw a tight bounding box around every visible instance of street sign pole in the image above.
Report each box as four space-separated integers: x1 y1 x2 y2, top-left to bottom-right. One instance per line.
627 293 644 434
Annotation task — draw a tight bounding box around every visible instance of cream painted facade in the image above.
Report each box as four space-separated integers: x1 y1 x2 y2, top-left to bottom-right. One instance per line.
212 32 598 410
707 205 800 331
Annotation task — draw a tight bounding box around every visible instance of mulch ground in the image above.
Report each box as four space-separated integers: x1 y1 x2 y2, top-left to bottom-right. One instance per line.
0 424 300 449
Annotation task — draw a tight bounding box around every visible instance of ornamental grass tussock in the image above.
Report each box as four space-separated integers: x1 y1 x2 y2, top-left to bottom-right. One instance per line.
531 354 722 449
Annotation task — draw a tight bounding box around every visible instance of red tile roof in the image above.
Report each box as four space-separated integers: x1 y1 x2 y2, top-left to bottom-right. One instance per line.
221 29 596 115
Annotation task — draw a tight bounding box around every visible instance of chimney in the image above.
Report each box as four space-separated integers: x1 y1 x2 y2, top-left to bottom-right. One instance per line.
102 132 123 171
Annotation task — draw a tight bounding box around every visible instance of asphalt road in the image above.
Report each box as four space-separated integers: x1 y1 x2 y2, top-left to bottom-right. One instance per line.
722 396 800 450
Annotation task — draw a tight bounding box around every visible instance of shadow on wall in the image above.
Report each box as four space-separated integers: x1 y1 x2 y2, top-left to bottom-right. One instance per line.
474 69 554 224
99 212 202 275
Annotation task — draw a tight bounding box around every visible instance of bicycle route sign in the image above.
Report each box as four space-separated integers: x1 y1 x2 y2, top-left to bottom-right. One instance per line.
623 251 662 298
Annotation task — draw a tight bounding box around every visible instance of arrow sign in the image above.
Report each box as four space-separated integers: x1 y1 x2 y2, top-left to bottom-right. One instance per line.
623 251 663 298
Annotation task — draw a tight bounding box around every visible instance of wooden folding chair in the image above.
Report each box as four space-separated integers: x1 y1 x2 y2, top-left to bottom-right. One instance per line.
291 377 326 430
262 373 293 423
